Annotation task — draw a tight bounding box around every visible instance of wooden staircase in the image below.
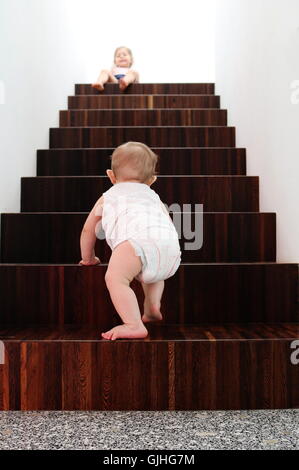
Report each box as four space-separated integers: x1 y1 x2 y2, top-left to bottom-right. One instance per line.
0 83 298 410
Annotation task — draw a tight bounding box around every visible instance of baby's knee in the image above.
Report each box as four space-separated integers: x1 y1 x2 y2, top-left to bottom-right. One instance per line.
130 70 139 81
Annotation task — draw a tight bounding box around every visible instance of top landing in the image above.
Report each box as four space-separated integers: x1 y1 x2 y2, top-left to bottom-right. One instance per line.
75 83 215 96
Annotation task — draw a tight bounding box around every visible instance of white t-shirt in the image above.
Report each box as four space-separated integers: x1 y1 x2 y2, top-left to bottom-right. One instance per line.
101 182 179 251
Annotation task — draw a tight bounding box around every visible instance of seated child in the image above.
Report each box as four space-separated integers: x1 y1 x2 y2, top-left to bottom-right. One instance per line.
92 46 139 92
79 142 182 341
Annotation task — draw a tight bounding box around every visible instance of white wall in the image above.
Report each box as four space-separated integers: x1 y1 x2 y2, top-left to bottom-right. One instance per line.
71 0 216 83
215 0 299 262
0 0 215 216
0 0 86 213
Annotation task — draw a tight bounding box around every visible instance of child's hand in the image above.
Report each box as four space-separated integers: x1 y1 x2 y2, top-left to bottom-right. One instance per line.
79 256 101 266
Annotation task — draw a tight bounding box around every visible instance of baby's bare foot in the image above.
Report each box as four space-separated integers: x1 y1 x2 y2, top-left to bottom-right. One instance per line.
92 82 104 91
119 77 129 91
101 323 148 341
142 303 163 323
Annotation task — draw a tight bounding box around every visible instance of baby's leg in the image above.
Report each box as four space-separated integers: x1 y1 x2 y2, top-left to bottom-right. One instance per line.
119 70 140 91
141 280 164 323
92 69 118 91
102 241 148 340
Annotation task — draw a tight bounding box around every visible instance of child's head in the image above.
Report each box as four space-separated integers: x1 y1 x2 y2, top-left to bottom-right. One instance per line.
113 46 133 68
107 142 158 185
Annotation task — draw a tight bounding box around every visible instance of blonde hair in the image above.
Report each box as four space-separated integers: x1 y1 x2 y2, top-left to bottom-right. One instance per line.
113 46 133 67
110 142 158 183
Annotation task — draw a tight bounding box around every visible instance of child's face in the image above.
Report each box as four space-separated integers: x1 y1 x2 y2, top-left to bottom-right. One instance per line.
114 48 132 68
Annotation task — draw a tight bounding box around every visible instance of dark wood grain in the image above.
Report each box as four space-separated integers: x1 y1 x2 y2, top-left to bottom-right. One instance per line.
0 264 297 327
1 323 299 342
0 212 276 264
59 109 227 127
21 342 62 410
0 324 299 410
49 126 236 148
21 176 259 212
68 95 220 110
75 83 215 95
1 79 298 411
174 338 299 410
37 148 247 176
0 343 21 410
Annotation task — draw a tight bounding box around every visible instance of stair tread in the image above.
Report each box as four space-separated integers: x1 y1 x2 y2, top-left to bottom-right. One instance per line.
51 125 232 128
38 147 245 150
5 211 273 214
76 83 215 85
22 175 256 179
0 262 294 265
0 323 298 341
63 108 223 111
72 94 218 96
75 84 215 95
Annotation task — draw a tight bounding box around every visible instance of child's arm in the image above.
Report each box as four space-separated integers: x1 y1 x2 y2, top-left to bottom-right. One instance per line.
79 195 104 265
132 70 139 83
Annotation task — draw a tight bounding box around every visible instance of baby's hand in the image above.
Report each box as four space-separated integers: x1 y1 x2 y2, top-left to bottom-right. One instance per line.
79 257 101 266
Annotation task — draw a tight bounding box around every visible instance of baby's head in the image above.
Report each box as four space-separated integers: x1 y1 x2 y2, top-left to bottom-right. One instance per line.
113 46 133 68
107 142 158 185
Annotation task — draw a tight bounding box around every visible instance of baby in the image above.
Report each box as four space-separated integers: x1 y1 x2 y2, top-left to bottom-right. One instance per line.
79 142 182 341
92 46 139 92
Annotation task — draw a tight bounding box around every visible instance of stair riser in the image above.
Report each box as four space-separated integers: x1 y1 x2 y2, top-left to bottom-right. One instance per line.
1 213 276 263
49 127 236 149
60 110 227 127
68 95 220 109
75 83 215 95
1 340 298 410
21 177 259 212
37 148 247 176
0 265 297 326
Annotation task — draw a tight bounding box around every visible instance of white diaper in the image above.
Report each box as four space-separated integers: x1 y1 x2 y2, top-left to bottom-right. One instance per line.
128 237 181 284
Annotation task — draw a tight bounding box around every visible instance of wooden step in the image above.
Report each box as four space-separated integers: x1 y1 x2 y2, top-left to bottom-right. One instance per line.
75 83 215 95
60 109 227 127
68 95 220 110
20 176 259 212
0 212 276 263
1 323 298 410
50 126 236 148
0 264 297 327
1 79 297 413
36 148 247 176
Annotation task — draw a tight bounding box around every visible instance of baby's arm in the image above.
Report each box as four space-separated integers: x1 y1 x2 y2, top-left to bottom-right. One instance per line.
79 195 104 265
